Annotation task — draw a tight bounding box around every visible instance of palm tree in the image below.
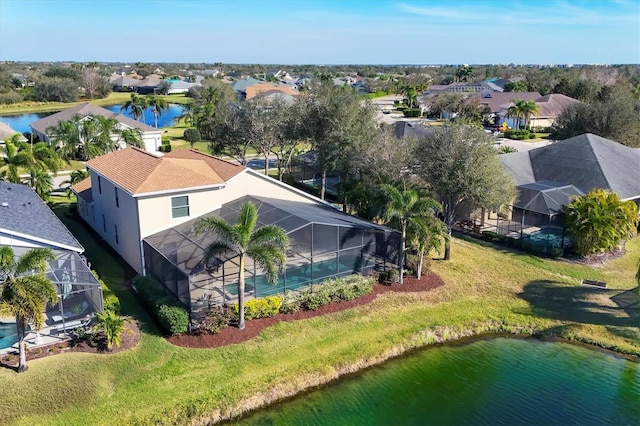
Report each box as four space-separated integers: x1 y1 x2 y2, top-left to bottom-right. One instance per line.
147 96 168 128
517 99 540 130
94 310 125 350
178 103 196 127
47 116 82 161
119 127 145 149
120 93 149 123
506 102 522 129
0 140 30 183
408 215 448 279
381 184 441 284
61 169 90 198
194 201 289 330
0 247 57 372
23 168 53 201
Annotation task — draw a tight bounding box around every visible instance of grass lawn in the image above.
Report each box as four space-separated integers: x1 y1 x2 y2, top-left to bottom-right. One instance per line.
1 196 638 425
0 93 192 115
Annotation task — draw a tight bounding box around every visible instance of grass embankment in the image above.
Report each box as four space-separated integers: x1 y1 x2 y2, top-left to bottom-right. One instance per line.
0 197 638 425
0 93 191 115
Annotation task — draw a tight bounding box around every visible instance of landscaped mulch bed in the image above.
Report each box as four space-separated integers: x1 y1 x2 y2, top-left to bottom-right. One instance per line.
0 320 140 369
168 272 445 350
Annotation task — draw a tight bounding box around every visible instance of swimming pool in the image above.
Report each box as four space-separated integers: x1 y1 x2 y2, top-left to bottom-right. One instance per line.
0 322 19 350
526 228 568 248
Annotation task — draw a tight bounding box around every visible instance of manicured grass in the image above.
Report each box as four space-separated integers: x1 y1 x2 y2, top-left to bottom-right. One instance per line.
0 92 192 115
1 197 638 425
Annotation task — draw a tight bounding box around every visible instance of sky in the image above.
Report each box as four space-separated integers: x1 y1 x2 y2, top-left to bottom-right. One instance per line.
0 0 638 65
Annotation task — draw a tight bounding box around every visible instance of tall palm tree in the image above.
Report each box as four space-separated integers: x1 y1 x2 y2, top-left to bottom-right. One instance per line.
0 140 30 183
147 96 168 128
506 102 522 129
194 201 288 330
517 99 540 130
23 167 53 201
381 184 441 284
120 93 149 123
47 116 82 161
0 247 57 373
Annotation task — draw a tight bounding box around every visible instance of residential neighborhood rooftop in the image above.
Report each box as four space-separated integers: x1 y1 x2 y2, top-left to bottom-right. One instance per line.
0 181 84 252
85 147 245 195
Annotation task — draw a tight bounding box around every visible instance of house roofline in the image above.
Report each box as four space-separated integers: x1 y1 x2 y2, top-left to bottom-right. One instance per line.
243 168 334 207
0 228 84 253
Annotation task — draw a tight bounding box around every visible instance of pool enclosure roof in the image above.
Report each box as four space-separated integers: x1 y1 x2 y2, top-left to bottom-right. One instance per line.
144 195 395 277
513 181 584 216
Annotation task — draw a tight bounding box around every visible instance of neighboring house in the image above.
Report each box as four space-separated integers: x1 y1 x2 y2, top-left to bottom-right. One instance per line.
502 133 640 206
0 121 27 142
109 74 141 92
30 103 162 153
231 77 263 99
131 76 164 94
496 93 580 128
166 79 198 94
474 91 541 115
72 147 399 317
245 83 299 100
393 121 433 139
0 181 103 343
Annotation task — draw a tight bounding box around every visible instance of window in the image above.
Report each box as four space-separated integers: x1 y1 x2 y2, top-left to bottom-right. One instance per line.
114 187 119 208
102 214 106 233
114 224 119 244
98 176 102 195
171 196 189 218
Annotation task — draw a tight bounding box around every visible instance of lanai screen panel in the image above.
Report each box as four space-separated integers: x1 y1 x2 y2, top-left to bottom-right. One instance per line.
143 195 399 312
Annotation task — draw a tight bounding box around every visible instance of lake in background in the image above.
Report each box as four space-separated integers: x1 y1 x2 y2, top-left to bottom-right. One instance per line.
238 338 640 425
0 103 184 134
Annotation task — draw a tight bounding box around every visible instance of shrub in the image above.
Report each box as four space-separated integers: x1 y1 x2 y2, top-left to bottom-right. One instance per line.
92 270 120 314
481 230 500 240
504 129 530 140
528 133 536 139
280 292 302 314
131 275 188 335
231 296 282 320
197 305 235 334
0 91 24 105
403 108 422 118
157 305 189 335
547 247 564 258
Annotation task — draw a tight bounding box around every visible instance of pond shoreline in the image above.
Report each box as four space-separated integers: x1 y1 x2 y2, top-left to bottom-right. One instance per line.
203 327 640 425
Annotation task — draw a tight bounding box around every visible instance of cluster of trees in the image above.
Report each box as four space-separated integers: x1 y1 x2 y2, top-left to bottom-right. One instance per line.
506 99 540 129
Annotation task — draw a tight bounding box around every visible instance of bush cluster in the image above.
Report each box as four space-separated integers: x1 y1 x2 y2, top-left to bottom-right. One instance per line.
131 275 189 335
504 129 536 140
280 275 376 313
159 137 172 152
196 305 235 335
403 108 422 118
377 269 399 284
231 296 282 320
92 270 120 314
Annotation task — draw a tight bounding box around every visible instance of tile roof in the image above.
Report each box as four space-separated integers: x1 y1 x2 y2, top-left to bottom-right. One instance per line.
71 177 93 202
0 181 83 252
502 133 640 200
86 147 245 195
30 103 157 134
245 83 298 100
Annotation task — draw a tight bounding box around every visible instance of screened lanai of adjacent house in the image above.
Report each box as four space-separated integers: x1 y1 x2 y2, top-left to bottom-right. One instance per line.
143 195 400 317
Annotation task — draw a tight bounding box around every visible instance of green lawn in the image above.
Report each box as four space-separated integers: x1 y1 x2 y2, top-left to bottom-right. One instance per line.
0 92 192 115
1 196 638 425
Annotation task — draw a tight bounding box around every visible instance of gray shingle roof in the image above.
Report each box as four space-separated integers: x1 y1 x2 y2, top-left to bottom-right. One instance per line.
30 103 157 135
0 182 83 252
393 121 433 139
514 181 584 216
231 77 262 93
502 133 640 200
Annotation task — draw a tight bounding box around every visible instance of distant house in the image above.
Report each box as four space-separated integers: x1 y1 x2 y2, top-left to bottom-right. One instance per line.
474 91 541 115
502 133 640 205
0 181 103 341
72 147 399 317
245 83 298 100
393 121 433 139
30 103 162 153
109 74 141 92
231 77 263 100
166 79 198 94
496 93 580 128
131 76 164 94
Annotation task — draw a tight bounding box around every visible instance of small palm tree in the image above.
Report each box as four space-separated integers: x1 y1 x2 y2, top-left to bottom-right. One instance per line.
94 310 125 350
147 96 168 128
408 215 448 279
119 128 145 149
194 202 289 330
47 116 82 161
0 141 30 184
0 247 57 373
381 184 441 284
120 93 149 123
23 168 53 201
61 169 90 198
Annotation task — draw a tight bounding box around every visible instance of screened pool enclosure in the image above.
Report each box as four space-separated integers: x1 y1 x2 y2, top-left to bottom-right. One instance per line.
143 196 400 318
8 247 103 334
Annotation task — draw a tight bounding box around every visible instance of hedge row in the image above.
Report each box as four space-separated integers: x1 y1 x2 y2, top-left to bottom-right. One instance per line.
92 270 120 314
231 296 282 320
131 275 189 335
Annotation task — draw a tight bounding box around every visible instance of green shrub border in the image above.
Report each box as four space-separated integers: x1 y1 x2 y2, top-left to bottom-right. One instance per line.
131 275 189 335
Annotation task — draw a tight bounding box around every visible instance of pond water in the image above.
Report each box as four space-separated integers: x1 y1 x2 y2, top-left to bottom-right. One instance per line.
238 338 640 425
0 103 184 134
